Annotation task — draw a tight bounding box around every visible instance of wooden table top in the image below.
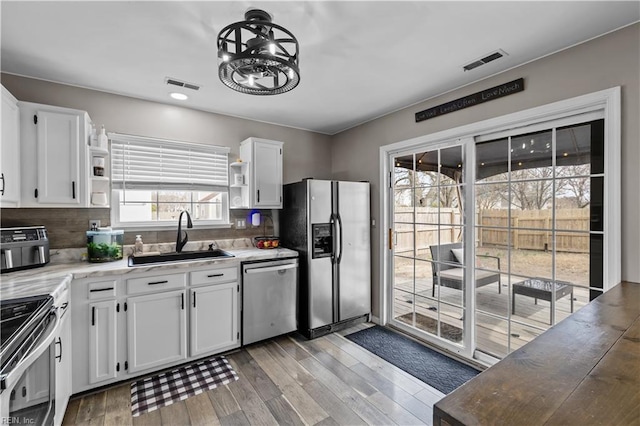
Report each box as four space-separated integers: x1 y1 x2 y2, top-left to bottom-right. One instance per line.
433 281 640 426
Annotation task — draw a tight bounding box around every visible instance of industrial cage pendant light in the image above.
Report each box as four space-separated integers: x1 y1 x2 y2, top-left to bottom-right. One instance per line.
217 8 300 95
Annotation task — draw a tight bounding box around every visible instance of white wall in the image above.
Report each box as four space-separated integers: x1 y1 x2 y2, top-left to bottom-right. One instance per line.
331 23 640 316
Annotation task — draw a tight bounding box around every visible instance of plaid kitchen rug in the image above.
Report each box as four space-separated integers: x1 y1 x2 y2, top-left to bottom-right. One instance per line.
131 356 238 417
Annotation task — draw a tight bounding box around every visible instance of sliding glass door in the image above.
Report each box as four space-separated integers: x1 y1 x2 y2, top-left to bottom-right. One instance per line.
390 143 470 353
386 115 607 362
473 118 604 359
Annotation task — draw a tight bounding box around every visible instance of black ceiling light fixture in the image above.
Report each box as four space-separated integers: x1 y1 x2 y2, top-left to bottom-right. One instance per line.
216 8 300 95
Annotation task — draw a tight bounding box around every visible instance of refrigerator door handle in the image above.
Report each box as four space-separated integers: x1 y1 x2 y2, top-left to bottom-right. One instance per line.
329 213 338 264
336 213 344 264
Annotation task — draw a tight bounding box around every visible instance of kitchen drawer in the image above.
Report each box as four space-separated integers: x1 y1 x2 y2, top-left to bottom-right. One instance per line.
87 280 117 300
191 267 237 286
127 273 186 295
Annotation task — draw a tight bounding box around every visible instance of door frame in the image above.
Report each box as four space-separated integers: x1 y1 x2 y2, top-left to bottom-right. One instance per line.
379 87 621 361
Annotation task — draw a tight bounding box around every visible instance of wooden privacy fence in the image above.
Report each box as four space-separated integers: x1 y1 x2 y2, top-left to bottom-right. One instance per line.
394 208 462 254
394 207 589 254
478 209 590 253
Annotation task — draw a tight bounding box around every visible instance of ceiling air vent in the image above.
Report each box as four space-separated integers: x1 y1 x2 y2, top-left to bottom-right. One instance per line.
463 49 508 72
165 77 201 91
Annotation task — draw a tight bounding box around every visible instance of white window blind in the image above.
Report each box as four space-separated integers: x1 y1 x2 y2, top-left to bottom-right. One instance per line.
110 133 230 190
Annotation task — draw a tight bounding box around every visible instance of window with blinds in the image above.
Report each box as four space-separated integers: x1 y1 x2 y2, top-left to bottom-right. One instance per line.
110 133 231 227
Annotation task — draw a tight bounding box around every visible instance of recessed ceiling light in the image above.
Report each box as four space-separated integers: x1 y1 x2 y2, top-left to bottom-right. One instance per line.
170 92 188 100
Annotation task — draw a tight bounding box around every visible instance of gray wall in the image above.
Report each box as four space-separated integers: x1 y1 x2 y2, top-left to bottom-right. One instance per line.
1 73 333 184
1 73 332 247
331 23 640 316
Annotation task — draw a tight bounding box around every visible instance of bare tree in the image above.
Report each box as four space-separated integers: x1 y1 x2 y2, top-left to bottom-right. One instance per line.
509 167 560 210
557 165 590 208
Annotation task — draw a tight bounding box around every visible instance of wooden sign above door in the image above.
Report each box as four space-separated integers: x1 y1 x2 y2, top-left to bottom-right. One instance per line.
415 78 525 123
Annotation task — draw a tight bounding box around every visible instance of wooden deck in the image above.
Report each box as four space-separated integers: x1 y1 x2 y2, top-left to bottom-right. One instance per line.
393 274 591 358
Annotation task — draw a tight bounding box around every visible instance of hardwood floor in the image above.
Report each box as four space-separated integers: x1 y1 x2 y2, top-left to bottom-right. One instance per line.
62 323 444 426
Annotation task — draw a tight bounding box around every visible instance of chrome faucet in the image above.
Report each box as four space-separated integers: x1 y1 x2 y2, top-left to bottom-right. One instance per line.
176 211 193 253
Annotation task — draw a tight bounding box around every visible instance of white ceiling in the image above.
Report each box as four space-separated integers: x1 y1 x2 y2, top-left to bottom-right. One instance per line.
2 1 639 135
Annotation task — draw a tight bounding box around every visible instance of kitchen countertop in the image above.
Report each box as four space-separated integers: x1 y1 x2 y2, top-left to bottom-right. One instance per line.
0 274 73 301
0 247 298 300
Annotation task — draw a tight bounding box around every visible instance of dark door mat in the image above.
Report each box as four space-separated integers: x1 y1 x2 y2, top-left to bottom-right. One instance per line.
345 325 479 394
395 312 463 342
131 356 238 417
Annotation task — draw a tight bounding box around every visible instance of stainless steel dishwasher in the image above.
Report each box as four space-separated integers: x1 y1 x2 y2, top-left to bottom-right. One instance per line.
242 258 298 345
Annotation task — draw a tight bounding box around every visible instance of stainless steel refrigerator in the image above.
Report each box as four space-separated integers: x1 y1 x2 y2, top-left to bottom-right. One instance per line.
281 179 370 339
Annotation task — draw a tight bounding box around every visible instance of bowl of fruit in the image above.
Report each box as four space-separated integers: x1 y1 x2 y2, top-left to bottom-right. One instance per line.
253 236 280 249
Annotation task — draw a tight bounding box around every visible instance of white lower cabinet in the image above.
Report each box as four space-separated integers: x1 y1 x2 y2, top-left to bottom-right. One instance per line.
127 290 187 373
88 300 118 384
71 265 241 395
190 282 238 357
54 302 72 426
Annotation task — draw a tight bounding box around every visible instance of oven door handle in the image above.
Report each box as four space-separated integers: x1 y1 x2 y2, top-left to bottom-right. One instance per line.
0 309 60 393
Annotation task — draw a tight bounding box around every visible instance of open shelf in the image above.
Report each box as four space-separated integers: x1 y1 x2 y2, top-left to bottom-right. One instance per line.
89 146 110 155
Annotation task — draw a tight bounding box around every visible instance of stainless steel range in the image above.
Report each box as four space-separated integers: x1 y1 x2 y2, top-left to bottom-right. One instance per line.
0 293 62 425
1 226 50 273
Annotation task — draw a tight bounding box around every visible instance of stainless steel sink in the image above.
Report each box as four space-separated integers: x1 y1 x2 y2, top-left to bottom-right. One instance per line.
127 249 234 266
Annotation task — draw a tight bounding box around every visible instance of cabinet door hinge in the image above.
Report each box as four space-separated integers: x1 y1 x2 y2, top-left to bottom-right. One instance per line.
116 362 120 372
33 115 37 125
124 361 128 371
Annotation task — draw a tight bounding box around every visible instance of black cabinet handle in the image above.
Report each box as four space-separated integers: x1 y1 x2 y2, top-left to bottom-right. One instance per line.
181 293 184 310
72 181 76 199
207 273 224 278
148 280 168 285
116 362 120 372
91 306 95 326
55 338 62 362
90 287 114 292
1 173 5 196
257 189 260 203
193 291 196 308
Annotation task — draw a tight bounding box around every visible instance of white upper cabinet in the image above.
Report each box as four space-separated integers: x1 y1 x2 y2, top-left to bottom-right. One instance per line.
19 101 92 207
237 137 284 209
1 86 20 207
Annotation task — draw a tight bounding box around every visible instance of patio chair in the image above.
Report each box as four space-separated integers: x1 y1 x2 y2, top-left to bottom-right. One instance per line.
430 243 501 297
